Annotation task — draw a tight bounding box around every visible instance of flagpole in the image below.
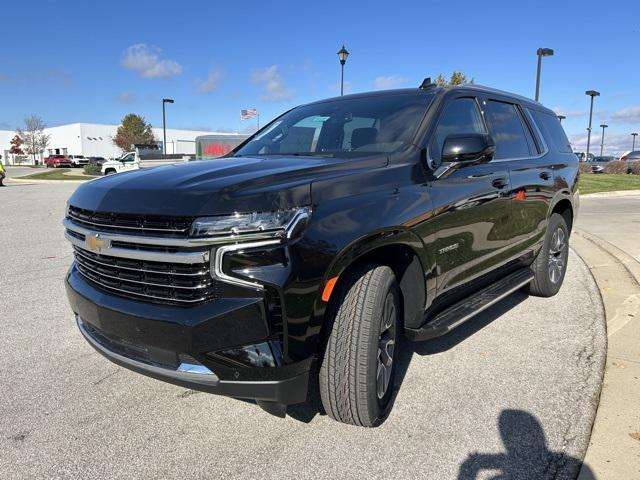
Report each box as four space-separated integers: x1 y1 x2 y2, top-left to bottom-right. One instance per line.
257 114 260 130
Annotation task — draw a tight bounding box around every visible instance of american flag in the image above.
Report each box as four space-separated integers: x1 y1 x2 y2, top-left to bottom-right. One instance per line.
241 108 257 120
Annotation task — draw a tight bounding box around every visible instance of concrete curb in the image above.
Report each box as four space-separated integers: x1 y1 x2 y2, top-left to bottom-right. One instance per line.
571 229 640 480
581 189 640 198
7 177 89 185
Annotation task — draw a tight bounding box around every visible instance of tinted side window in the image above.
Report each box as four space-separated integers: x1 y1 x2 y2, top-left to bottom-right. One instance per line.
529 109 572 153
485 101 531 159
430 97 486 163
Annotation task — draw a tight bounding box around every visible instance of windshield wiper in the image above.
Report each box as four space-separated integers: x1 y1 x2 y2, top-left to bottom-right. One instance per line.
233 152 335 158
286 152 335 158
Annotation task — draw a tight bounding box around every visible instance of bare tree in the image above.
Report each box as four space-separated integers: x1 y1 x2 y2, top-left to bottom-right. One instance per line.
17 114 50 165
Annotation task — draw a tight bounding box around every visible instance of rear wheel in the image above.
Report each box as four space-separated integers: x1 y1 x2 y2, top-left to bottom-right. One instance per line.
527 213 569 297
319 263 400 427
105 169 116 176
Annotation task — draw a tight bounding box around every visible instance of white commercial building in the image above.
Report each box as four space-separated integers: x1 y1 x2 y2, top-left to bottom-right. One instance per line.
0 123 234 165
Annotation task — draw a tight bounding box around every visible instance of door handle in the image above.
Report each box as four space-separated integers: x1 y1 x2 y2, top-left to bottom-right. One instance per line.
492 177 508 189
539 171 551 180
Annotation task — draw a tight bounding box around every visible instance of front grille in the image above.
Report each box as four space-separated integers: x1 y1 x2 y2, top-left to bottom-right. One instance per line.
73 246 217 305
67 205 194 238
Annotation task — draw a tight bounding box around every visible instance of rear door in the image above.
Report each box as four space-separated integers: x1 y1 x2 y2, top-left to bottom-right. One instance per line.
481 98 556 258
425 95 512 295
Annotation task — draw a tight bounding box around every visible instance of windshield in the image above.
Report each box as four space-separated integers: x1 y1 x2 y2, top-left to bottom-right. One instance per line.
234 93 433 158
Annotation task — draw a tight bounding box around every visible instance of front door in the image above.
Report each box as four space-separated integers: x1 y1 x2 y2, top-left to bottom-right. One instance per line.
424 96 512 295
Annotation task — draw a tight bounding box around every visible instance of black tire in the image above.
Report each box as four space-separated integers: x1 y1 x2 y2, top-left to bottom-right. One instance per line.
105 169 116 176
527 213 569 297
319 263 400 427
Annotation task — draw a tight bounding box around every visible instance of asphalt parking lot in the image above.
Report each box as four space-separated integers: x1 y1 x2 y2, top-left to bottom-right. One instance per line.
0 182 606 479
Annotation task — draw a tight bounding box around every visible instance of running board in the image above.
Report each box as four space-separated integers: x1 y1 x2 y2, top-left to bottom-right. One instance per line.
404 268 534 341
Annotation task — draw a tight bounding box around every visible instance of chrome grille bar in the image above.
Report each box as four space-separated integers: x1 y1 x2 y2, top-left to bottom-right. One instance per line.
74 256 212 290
64 218 284 248
76 265 210 304
67 206 192 236
72 247 208 277
64 229 209 264
68 214 189 233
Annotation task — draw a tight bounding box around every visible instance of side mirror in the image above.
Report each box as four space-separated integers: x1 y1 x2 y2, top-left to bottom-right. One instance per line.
442 134 495 167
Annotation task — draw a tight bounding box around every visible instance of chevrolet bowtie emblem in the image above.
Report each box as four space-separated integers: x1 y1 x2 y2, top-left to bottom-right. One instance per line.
86 234 109 253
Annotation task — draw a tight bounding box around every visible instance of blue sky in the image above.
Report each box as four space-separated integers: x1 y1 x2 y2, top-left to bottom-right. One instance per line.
1 0 639 153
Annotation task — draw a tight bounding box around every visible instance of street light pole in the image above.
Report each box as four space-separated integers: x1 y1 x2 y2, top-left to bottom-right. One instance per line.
585 90 600 162
162 98 174 155
535 48 554 102
557 115 566 123
632 132 638 152
599 124 608 157
337 45 349 96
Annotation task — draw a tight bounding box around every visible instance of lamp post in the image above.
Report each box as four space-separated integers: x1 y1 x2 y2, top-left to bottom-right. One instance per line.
337 45 349 96
599 123 608 157
632 132 638 152
557 115 566 123
585 90 600 163
162 98 174 155
535 48 554 102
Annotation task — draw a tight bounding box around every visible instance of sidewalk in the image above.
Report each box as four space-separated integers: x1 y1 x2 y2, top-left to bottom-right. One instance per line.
572 228 640 479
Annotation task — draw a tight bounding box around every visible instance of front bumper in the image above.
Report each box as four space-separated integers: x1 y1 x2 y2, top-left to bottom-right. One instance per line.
66 266 310 405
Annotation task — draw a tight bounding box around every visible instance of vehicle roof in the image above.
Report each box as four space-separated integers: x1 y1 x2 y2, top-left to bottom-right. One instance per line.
306 84 556 116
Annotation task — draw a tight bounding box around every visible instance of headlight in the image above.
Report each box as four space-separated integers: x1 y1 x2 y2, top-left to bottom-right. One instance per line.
191 207 310 237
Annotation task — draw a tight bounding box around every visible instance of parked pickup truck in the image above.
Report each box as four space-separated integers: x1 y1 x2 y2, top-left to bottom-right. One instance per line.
101 145 195 175
64 81 578 426
68 154 90 167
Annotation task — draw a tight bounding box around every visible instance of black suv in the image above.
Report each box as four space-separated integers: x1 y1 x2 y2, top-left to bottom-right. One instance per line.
64 82 578 426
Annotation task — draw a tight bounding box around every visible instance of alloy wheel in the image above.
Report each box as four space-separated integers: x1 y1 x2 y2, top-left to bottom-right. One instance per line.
548 227 566 284
376 292 397 400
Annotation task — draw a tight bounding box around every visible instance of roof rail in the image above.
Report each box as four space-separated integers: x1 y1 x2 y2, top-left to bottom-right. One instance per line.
419 77 435 89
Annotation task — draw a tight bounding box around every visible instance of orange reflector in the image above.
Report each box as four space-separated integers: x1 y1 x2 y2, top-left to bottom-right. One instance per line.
322 276 339 302
515 190 526 201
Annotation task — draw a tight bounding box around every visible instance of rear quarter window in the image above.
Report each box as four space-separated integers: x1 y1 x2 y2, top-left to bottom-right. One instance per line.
529 109 572 153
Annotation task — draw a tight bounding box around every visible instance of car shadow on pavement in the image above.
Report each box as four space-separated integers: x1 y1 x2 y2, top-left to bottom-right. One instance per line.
409 290 528 356
286 291 530 424
457 409 594 479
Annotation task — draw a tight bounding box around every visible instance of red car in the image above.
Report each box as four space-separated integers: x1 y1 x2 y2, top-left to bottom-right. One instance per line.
45 155 73 168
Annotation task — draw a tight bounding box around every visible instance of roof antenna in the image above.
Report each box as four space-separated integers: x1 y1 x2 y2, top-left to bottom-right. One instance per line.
419 77 434 89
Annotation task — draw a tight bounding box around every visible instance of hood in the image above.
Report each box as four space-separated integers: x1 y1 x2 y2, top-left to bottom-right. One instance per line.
68 156 359 216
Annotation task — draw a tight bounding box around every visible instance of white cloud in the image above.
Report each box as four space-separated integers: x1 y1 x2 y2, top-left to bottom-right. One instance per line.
242 125 259 134
373 75 407 90
114 92 134 103
251 65 293 102
611 106 640 124
328 81 352 95
552 107 587 118
121 44 183 79
568 132 636 156
196 71 223 94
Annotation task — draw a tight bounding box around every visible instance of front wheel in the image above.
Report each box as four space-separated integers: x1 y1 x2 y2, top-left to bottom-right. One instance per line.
527 213 569 297
319 263 400 427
